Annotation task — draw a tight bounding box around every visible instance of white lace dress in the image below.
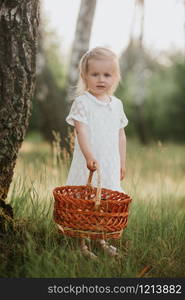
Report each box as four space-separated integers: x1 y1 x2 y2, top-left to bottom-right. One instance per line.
65 91 128 192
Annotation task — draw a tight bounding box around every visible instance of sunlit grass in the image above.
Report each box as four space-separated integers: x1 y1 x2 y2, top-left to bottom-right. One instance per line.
125 140 185 201
1 136 185 278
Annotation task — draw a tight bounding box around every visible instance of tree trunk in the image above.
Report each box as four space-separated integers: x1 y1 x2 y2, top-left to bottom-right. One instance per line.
184 0 185 53
120 0 148 144
66 0 97 103
0 0 40 227
133 0 148 144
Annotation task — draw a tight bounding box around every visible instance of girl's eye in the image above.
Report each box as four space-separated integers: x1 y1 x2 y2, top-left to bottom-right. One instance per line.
105 73 111 77
92 73 98 76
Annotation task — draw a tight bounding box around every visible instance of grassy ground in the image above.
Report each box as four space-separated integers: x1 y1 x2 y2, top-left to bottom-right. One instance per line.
1 134 185 278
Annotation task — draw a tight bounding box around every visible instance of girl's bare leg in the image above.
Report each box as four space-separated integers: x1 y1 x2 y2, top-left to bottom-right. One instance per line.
80 238 97 259
98 239 118 256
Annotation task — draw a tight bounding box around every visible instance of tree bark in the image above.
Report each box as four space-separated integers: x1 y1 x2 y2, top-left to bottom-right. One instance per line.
66 0 97 103
0 0 40 225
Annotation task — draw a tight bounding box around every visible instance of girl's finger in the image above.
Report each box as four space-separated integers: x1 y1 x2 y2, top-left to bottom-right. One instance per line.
92 161 97 169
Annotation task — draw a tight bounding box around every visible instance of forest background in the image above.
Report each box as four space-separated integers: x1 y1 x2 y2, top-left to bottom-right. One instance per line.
1 0 185 278
29 0 185 146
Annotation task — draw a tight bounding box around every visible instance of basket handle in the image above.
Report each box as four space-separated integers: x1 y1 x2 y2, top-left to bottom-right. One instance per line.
87 168 101 209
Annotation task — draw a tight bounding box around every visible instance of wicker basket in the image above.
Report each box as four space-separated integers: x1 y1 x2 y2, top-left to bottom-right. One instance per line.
53 169 132 240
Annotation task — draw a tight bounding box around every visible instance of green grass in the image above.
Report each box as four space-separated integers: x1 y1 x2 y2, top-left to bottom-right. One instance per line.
1 137 185 278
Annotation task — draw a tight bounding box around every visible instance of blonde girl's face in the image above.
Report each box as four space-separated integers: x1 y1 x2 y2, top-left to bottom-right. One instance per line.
84 58 117 99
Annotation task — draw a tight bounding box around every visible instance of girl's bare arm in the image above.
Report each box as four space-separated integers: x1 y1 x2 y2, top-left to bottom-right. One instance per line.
119 128 126 180
74 120 98 171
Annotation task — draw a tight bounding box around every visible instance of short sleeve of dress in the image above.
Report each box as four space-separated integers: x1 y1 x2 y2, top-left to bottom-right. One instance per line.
119 101 128 128
66 97 88 126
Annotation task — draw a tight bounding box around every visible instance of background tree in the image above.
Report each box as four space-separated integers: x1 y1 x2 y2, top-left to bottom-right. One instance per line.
30 13 67 147
30 1 97 152
66 0 97 103
0 0 40 229
119 0 148 144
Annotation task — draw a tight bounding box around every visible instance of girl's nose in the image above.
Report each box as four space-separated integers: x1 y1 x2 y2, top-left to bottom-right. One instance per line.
99 75 104 81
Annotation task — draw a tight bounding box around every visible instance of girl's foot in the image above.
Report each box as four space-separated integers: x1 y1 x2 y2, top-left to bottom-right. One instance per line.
99 240 118 257
80 244 97 260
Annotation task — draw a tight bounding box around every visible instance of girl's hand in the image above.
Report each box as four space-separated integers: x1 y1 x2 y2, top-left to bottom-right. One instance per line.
120 167 126 180
86 158 99 172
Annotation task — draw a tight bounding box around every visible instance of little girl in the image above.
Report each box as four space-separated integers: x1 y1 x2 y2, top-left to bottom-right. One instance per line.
66 47 128 259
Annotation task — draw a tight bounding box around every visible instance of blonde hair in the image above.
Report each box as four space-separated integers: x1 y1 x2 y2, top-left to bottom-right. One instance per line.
76 47 121 96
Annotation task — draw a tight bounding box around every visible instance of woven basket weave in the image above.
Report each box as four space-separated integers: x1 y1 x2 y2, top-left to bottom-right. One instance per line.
53 169 132 240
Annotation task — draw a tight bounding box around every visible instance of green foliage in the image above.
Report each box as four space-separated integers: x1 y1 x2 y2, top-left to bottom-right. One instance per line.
28 16 68 146
117 51 185 142
144 55 185 141
166 60 185 140
29 15 185 144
